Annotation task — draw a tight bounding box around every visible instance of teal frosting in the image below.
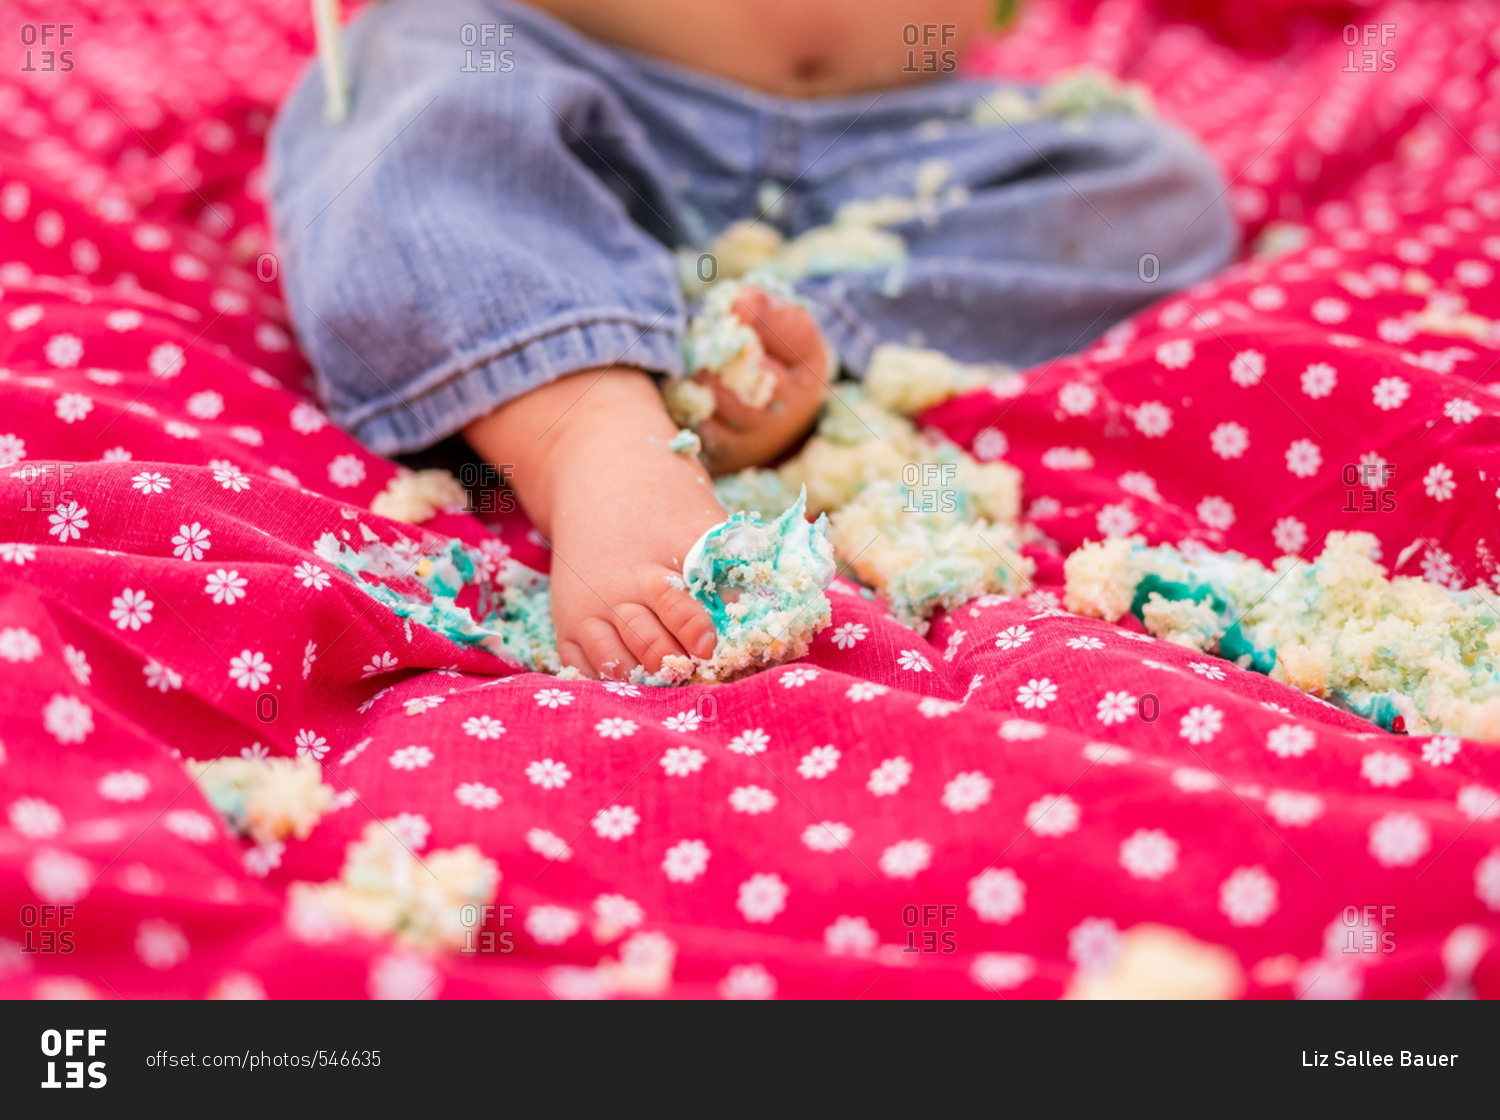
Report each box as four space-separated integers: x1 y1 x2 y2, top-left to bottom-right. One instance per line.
684 488 834 637
1344 691 1405 732
315 533 559 672
1129 572 1277 674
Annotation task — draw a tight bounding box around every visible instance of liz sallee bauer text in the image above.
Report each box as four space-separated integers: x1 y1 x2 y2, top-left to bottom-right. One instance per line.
1302 1052 1458 1068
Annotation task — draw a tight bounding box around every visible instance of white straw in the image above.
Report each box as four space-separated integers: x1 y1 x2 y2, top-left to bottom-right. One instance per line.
311 0 349 123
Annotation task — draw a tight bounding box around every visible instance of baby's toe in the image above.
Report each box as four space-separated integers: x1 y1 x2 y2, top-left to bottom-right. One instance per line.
613 602 686 675
558 639 592 678
734 288 827 375
650 573 719 661
577 616 639 681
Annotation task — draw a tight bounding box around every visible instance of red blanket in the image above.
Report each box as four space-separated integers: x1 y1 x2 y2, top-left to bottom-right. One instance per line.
3 0 1499 999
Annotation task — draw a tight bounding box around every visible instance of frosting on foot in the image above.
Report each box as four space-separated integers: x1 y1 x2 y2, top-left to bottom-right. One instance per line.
634 487 835 685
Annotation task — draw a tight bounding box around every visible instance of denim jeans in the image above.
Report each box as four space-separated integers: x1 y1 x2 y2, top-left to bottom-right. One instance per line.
270 0 1236 455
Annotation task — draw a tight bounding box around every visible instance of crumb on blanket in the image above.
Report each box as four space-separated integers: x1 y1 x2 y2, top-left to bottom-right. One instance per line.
1063 531 1500 741
185 755 336 845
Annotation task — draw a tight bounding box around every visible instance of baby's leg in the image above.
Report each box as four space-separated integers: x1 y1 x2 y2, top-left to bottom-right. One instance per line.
270 3 732 677
466 368 724 678
269 1 691 458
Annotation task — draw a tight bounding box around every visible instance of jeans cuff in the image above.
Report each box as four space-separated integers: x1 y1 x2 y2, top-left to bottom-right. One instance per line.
340 316 685 456
797 287 883 378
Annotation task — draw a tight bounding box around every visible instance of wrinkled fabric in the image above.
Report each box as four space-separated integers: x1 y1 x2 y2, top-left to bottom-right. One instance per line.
1 0 1499 999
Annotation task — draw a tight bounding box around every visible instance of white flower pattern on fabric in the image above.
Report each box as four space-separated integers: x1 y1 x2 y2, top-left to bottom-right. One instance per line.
525 906 580 945
802 822 853 853
228 650 270 690
388 745 433 771
143 660 182 693
1266 724 1315 758
897 649 932 672
1230 348 1266 384
1219 867 1278 926
1360 751 1411 788
824 915 878 957
463 714 505 739
1422 736 1461 766
594 717 637 740
49 501 89 542
0 627 41 662
1098 692 1137 727
204 569 246 604
1068 918 1122 973
999 719 1047 741
736 873 788 923
1265 790 1324 827
661 746 707 776
968 868 1026 923
591 805 640 841
455 782 501 809
525 759 570 789
942 771 993 813
798 745 840 779
719 964 776 999
994 625 1033 650
867 756 912 796
831 622 868 649
1026 794 1081 836
727 728 770 755
879 839 933 880
662 840 710 882
1016 678 1057 709
728 786 777 814
662 710 701 732
295 562 331 590
1119 829 1179 880
1368 812 1430 867
1179 705 1224 744
171 522 211 560
527 829 573 863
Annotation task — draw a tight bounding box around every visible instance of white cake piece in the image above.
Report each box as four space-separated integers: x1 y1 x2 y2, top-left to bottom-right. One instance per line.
185 755 336 845
369 467 469 524
288 821 499 950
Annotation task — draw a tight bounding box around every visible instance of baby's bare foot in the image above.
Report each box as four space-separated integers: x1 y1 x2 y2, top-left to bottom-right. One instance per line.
695 286 830 475
466 368 724 678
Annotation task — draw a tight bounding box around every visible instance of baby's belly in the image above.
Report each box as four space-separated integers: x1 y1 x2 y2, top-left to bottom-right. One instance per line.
523 0 987 97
